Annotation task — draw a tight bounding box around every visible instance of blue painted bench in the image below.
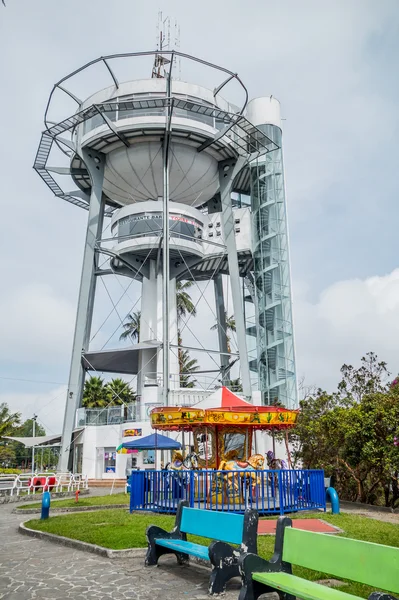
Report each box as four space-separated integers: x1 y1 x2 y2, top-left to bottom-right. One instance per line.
239 516 399 600
145 500 259 595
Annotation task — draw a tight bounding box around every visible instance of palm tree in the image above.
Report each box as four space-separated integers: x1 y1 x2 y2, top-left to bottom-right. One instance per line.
105 378 136 406
120 280 196 343
176 280 196 322
179 348 200 388
0 403 21 438
82 376 107 408
119 310 141 343
211 313 236 353
226 378 243 393
177 330 200 388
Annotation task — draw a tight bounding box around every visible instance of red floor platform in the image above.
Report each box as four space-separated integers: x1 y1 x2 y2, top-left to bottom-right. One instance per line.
258 518 339 535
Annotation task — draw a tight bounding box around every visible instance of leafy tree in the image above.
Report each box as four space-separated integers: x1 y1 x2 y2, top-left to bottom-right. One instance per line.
337 352 390 402
211 313 236 353
82 376 108 408
0 403 21 438
291 354 399 506
0 445 16 467
17 418 46 437
120 310 141 343
104 378 136 405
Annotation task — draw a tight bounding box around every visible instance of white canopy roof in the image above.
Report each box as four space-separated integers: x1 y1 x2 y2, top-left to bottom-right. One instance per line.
3 434 61 448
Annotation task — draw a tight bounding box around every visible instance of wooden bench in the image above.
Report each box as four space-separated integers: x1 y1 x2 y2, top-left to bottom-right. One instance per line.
145 501 259 595
239 516 399 600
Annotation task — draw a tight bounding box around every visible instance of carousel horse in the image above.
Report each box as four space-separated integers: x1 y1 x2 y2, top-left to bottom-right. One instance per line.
218 454 265 498
266 450 289 491
219 453 265 475
266 450 288 471
165 451 199 471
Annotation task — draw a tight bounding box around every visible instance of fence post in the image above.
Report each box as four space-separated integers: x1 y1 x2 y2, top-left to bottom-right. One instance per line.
189 471 195 508
278 470 284 515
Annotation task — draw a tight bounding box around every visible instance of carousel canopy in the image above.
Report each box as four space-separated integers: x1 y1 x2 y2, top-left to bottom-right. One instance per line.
122 432 181 450
150 387 299 431
191 387 252 410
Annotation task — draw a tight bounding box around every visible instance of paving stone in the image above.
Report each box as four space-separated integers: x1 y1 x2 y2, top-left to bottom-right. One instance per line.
0 504 240 599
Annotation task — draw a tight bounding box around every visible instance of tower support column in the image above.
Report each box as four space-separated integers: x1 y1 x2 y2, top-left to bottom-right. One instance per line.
59 149 105 472
213 274 229 384
218 159 252 399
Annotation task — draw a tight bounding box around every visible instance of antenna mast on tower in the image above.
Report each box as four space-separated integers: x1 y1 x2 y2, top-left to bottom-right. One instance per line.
152 11 181 79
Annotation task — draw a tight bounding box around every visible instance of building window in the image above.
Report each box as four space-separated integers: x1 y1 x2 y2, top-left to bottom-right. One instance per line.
104 447 116 473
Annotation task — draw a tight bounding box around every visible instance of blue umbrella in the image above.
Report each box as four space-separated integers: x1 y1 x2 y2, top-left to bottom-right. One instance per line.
122 432 181 450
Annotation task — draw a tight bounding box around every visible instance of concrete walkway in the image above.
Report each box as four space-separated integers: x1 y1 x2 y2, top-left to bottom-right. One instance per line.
0 503 240 599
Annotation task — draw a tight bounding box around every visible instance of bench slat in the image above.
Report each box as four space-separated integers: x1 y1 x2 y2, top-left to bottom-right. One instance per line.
180 508 244 545
155 538 210 561
282 528 399 593
253 572 361 600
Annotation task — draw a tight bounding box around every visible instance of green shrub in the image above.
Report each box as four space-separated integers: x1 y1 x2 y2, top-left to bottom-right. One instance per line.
0 468 22 475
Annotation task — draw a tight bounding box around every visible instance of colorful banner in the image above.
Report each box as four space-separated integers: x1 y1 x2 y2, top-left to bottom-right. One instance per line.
123 428 142 437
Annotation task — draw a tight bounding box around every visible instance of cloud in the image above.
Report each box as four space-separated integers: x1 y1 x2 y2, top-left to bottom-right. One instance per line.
0 386 67 435
0 284 75 365
294 268 399 391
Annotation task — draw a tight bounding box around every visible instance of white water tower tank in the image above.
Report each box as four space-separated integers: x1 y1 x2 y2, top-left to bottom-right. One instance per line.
73 78 237 207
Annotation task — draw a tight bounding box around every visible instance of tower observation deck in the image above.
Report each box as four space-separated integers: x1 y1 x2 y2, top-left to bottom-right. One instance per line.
34 51 297 471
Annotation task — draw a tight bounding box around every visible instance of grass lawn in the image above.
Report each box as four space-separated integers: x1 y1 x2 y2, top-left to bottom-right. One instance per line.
17 492 129 510
25 510 399 599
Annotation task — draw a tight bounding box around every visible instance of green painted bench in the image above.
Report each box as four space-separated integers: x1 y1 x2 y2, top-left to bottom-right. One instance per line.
145 500 259 595
239 516 399 600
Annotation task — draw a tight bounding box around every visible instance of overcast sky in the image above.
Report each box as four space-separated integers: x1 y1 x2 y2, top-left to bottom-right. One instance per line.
0 0 398 434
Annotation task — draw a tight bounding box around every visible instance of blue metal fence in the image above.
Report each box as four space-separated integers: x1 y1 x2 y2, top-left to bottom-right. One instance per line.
130 469 326 515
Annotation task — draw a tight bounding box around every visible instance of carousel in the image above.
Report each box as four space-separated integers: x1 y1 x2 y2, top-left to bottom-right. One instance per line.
146 387 303 511
151 387 297 468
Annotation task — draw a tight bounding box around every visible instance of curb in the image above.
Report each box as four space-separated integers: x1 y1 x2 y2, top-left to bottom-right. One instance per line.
0 488 90 505
18 521 146 559
339 500 399 514
15 504 129 515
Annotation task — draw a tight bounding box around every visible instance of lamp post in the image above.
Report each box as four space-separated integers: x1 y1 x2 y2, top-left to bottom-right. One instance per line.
32 414 37 475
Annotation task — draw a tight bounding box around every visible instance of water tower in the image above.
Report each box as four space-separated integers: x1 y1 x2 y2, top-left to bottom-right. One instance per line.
35 47 297 472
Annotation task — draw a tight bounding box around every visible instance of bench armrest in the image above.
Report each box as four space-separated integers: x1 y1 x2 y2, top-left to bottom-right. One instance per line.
238 552 292 600
242 509 259 555
145 501 189 567
208 540 240 595
209 540 237 565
